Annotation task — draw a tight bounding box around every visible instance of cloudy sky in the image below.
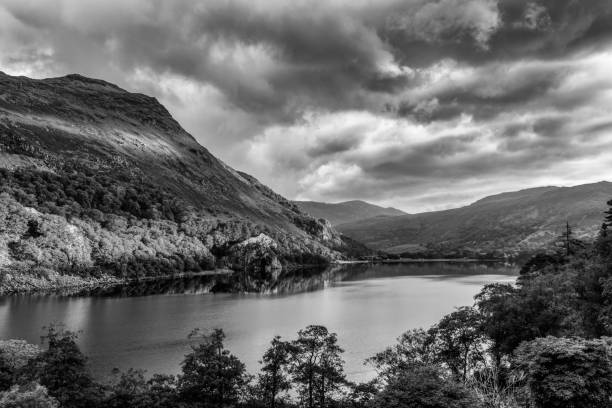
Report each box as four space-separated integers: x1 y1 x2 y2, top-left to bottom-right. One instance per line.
2 0 612 212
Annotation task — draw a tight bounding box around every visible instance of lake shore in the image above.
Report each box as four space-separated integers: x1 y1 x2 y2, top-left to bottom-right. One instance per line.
0 269 234 296
334 258 506 264
0 259 510 296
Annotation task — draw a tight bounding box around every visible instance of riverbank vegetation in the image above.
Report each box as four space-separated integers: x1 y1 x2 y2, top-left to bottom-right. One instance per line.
2 203 612 407
0 166 359 295
0 71 373 295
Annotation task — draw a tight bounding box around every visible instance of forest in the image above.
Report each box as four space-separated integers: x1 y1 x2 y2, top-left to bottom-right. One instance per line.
1 203 612 407
0 166 349 294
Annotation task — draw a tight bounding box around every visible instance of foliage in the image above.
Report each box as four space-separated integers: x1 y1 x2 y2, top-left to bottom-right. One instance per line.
513 336 612 408
0 165 348 290
178 328 249 407
0 383 59 408
0 360 11 394
428 306 487 382
257 336 292 408
22 326 103 408
105 369 179 408
146 374 180 408
366 328 436 383
370 365 481 408
0 340 41 391
106 368 152 408
0 192 215 281
474 276 575 362
289 325 346 408
519 253 562 276
0 168 187 222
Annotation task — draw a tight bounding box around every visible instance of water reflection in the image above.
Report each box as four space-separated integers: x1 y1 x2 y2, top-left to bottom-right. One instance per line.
0 262 517 381
75 274 229 297
26 261 516 298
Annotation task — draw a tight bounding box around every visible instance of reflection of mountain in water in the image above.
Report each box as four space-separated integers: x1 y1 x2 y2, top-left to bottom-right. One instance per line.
339 261 517 282
72 265 360 297
262 264 369 295
48 261 516 298
266 262 517 294
75 274 230 297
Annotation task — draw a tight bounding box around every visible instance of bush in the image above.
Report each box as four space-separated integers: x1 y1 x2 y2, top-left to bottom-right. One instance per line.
513 336 612 408
0 383 59 408
371 366 481 408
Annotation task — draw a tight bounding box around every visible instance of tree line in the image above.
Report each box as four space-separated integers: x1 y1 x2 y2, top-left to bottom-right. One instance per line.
0 166 346 288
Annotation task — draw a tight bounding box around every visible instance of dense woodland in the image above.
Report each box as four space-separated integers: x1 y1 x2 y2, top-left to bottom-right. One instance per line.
0 165 354 293
2 202 612 407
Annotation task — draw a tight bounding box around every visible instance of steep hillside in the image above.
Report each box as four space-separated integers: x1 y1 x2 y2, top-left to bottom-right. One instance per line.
337 182 612 257
0 72 356 292
295 200 406 226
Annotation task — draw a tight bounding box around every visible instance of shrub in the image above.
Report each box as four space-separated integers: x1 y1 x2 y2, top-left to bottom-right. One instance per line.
513 336 612 408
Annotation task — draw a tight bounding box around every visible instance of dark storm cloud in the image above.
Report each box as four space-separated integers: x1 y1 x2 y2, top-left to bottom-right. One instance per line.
582 121 612 136
385 0 612 68
532 117 567 138
2 0 408 121
363 133 483 178
361 130 580 180
181 1 414 117
398 60 568 122
306 136 362 158
3 0 612 121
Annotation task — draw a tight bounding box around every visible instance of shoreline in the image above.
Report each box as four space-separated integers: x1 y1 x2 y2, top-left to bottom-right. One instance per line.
334 258 506 264
0 269 234 297
0 259 509 296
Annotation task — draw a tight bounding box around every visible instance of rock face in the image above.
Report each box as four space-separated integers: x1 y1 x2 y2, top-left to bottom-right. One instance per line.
0 72 356 292
337 182 612 258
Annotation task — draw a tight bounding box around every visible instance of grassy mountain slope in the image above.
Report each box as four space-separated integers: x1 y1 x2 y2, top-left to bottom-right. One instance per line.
0 72 357 292
294 200 406 226
337 182 612 257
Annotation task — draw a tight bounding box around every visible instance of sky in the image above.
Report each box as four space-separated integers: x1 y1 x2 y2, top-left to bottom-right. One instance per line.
1 0 612 212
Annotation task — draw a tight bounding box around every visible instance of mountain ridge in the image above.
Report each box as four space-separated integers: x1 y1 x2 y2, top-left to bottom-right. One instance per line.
295 200 406 226
336 181 612 257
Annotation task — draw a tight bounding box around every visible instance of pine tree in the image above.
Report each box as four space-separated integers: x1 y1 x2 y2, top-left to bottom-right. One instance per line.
557 221 577 257
596 222 612 258
564 221 572 257
605 199 612 227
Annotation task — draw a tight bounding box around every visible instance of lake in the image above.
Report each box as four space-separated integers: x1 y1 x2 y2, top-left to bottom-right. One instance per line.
0 262 517 382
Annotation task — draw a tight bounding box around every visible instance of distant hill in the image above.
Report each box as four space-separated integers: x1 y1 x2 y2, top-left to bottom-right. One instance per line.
295 200 406 226
336 182 612 257
0 72 363 293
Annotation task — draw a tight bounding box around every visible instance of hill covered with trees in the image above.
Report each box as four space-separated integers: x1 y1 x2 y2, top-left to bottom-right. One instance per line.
0 72 365 293
337 182 612 258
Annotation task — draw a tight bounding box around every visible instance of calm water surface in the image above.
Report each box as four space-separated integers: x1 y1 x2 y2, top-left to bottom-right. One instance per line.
0 262 516 381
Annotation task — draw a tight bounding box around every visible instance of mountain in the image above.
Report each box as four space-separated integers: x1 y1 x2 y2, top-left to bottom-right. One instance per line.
0 72 360 293
337 182 612 257
295 200 406 226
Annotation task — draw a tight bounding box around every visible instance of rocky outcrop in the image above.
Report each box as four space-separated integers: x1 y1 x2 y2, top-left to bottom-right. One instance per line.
228 233 282 277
